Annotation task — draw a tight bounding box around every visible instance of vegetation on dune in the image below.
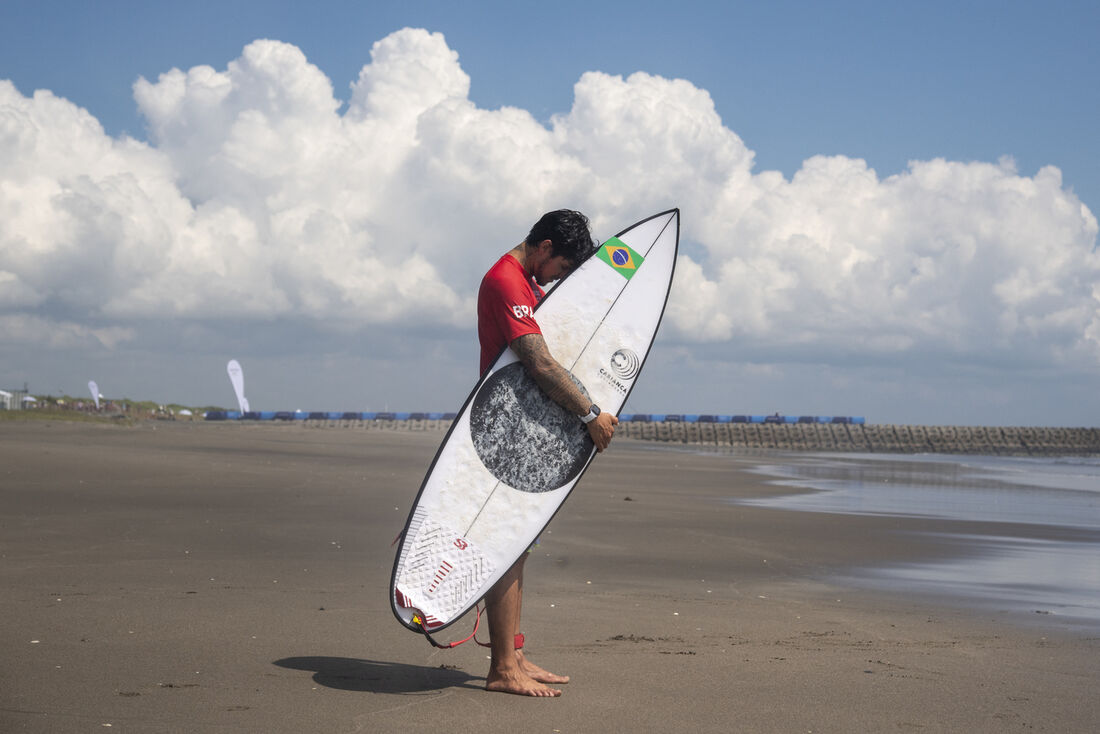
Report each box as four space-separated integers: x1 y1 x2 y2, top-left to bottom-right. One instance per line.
2 394 230 424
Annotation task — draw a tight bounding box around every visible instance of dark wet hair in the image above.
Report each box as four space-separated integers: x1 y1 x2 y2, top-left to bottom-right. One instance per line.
525 209 597 265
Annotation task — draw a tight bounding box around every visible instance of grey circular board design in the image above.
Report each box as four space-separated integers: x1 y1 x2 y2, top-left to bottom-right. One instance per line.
470 362 594 493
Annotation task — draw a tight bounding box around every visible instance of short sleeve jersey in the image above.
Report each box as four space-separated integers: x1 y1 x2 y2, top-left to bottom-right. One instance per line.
477 254 545 374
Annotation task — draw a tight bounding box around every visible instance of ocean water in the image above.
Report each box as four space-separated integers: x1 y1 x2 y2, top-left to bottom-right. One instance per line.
735 453 1100 628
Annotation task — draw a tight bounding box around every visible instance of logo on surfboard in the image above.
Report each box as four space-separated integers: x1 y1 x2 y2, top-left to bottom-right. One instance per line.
610 348 640 380
596 238 644 279
598 348 639 396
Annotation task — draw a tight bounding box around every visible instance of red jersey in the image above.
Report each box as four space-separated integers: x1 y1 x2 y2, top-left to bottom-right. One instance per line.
477 254 545 374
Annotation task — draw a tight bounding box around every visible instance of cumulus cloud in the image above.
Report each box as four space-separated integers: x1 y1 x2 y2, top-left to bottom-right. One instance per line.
673 154 1100 369
1 26 1097 386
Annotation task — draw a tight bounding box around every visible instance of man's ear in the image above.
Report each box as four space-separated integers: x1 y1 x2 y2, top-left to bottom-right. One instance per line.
537 238 554 254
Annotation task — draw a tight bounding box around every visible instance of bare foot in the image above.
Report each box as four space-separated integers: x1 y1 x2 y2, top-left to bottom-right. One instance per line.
485 668 562 697
517 650 570 684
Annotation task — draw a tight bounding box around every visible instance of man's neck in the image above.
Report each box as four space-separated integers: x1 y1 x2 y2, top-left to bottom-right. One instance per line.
508 242 533 277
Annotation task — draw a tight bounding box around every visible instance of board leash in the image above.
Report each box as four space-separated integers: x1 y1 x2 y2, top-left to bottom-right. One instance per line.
475 631 524 650
412 604 483 649
410 605 526 652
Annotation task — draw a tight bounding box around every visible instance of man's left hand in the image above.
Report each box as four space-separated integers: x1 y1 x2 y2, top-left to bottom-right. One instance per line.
587 411 618 452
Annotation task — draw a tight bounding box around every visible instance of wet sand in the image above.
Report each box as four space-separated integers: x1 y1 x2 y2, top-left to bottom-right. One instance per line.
1 421 1097 733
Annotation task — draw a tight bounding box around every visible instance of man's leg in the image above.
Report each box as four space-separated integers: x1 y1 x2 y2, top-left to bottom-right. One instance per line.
484 555 561 696
513 564 569 684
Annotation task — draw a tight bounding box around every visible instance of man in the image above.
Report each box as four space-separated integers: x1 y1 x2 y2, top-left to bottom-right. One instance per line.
476 209 619 697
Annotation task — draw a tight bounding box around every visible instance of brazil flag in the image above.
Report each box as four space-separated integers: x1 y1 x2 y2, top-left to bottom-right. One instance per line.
595 238 645 280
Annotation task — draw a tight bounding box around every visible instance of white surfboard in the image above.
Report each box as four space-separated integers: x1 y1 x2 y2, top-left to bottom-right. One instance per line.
390 209 679 635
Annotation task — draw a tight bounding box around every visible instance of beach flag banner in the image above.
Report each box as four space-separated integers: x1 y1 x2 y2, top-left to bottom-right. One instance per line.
596 238 645 279
227 359 248 414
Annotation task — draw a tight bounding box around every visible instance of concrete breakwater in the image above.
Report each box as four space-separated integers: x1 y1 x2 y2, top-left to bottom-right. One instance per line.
292 416 1100 456
616 421 1100 456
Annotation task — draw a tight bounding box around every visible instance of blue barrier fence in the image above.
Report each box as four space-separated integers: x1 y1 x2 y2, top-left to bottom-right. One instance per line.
205 411 863 424
618 414 864 424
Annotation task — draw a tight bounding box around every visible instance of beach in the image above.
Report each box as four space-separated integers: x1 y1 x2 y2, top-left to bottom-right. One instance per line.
1 421 1097 733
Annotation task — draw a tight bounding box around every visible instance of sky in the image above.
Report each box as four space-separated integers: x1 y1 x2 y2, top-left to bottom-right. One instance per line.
1 0 1098 426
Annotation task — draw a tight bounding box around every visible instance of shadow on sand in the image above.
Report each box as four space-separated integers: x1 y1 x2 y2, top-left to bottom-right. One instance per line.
274 656 482 694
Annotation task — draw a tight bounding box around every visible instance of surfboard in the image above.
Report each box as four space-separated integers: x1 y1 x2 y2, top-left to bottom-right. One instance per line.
390 209 679 635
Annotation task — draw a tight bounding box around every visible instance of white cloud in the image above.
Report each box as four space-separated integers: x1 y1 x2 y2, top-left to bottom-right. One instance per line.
0 313 134 349
0 28 1097 382
675 154 1100 368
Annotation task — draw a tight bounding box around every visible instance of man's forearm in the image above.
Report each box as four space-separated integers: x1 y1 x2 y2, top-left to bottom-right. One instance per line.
510 333 591 415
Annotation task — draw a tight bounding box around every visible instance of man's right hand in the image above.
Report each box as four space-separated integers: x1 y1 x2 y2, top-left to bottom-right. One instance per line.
587 411 618 452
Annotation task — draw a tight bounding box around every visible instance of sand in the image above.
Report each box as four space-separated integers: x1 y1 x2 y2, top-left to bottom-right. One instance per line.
1 420 1097 733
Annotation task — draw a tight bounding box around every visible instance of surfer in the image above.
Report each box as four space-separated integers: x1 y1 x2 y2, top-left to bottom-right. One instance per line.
477 209 619 697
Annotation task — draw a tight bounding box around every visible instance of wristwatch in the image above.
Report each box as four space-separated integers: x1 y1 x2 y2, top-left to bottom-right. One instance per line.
580 404 601 424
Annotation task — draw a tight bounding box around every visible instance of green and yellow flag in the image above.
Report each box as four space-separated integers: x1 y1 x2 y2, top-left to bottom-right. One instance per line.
595 237 645 280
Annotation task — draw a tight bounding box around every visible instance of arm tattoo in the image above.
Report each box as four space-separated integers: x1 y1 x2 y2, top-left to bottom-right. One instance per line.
511 333 591 415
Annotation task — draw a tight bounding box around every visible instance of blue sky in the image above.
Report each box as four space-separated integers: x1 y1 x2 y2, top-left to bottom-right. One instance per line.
6 1 1097 209
1 0 1098 425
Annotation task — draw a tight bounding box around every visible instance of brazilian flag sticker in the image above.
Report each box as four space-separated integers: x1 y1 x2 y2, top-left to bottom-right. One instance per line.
596 238 644 279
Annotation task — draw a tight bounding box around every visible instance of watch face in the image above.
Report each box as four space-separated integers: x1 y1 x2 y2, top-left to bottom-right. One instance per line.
590 404 601 416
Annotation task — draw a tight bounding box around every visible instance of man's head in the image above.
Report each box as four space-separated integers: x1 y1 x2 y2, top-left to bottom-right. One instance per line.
525 209 597 266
